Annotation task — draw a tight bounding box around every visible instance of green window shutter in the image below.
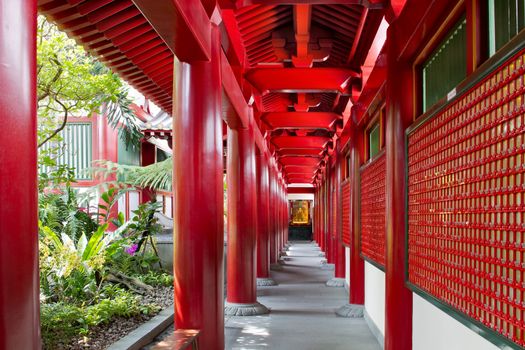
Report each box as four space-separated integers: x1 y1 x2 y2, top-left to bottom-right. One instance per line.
368 123 381 159
422 18 467 112
118 137 140 166
488 0 525 56
156 148 169 162
63 123 92 180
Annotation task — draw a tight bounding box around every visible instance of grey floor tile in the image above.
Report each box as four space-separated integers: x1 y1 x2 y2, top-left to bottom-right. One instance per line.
225 241 381 350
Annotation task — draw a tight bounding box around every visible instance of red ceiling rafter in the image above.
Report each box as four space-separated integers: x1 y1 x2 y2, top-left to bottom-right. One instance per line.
272 135 330 149
280 157 321 167
246 67 359 94
39 0 387 185
262 112 340 130
278 148 324 157
220 0 386 9
38 0 174 112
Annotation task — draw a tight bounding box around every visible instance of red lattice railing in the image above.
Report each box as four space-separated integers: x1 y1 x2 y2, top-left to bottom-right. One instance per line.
342 180 351 246
360 151 386 267
407 49 525 347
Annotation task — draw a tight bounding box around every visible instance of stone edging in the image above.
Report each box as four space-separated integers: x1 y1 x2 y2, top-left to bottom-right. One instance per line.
107 305 174 350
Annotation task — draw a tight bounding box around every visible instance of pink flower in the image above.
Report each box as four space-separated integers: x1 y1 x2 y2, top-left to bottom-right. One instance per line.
124 244 138 255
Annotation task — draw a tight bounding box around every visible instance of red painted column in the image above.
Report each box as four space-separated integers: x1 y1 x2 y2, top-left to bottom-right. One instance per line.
274 180 281 254
256 154 276 286
140 141 156 203
319 180 326 254
280 182 285 248
278 183 282 249
350 125 365 303
384 28 413 350
333 151 346 282
0 2 40 348
326 165 334 264
336 123 365 316
173 24 224 350
226 125 268 315
314 188 318 243
269 167 277 265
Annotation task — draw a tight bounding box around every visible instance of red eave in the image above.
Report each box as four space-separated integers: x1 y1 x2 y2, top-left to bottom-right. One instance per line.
38 0 174 113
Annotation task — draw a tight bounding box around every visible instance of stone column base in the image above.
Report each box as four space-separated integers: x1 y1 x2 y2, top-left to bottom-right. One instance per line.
320 263 334 270
270 263 284 271
325 277 345 287
224 302 269 316
335 303 364 318
257 278 278 286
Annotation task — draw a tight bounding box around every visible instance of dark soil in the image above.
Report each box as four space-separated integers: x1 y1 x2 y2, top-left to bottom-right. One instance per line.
63 286 174 350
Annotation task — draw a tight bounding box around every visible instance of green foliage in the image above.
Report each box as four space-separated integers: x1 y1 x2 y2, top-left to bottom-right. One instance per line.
98 186 130 223
92 157 173 191
109 201 164 274
37 16 142 190
39 221 117 302
41 287 160 349
38 185 168 348
39 187 97 242
134 271 174 287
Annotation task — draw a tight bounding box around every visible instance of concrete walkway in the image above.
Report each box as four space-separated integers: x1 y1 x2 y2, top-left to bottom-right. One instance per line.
225 241 381 350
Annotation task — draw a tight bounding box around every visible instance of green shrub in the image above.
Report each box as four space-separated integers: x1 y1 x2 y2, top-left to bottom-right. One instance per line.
41 287 160 349
135 271 174 287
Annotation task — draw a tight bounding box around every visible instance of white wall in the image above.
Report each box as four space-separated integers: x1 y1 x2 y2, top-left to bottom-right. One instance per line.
365 262 385 336
287 193 314 201
345 247 350 288
129 191 140 218
413 294 502 350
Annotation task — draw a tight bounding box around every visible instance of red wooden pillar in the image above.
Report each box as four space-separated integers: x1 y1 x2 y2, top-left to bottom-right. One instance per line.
280 181 285 248
384 28 413 350
0 2 40 348
173 24 224 350
326 164 334 264
226 125 269 315
314 188 318 243
269 167 278 266
275 180 281 255
320 180 326 253
256 154 276 286
140 141 156 203
336 122 365 317
278 184 282 248
328 150 346 286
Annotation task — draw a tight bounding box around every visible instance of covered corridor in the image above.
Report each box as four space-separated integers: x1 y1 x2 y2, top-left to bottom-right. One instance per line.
1 0 525 349
225 242 380 350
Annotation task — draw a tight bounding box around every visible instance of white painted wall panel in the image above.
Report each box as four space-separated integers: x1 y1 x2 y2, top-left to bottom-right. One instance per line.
364 262 385 336
413 294 500 350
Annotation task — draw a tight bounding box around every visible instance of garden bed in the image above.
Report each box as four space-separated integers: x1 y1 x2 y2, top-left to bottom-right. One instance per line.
43 285 174 350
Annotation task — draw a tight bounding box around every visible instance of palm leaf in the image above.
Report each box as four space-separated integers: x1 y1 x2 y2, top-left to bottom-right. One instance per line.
91 157 172 192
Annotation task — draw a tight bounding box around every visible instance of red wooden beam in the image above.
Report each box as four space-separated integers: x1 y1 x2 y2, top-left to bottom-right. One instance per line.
280 157 321 167
278 148 324 157
287 187 315 194
246 67 359 94
283 165 317 173
131 0 211 61
272 135 330 149
263 112 340 130
293 4 311 67
220 50 268 157
220 0 386 9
